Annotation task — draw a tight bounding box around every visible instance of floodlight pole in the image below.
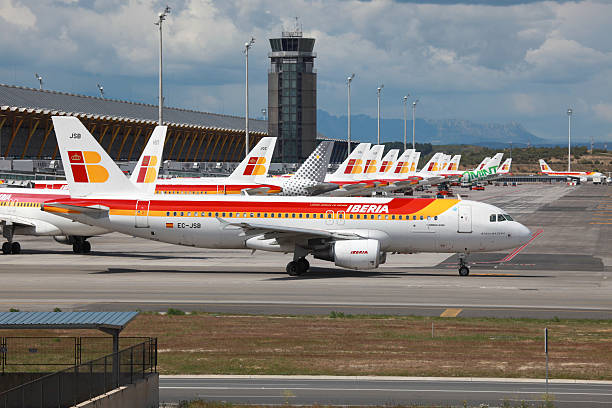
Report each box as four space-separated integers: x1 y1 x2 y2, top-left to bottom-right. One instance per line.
377 84 384 144
35 73 43 90
347 73 355 156
403 95 409 151
412 99 419 149
244 37 255 157
567 108 572 172
155 6 171 126
97 83 104 98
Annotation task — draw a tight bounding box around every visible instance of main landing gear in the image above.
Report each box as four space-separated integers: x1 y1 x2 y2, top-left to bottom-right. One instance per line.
1 223 20 255
458 253 470 276
286 246 310 277
286 257 310 276
72 237 91 254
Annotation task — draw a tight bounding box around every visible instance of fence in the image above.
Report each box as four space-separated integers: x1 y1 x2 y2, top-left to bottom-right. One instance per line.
0 338 157 408
0 337 150 373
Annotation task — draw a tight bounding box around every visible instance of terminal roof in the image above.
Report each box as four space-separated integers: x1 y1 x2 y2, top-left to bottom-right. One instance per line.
0 83 267 134
0 311 138 331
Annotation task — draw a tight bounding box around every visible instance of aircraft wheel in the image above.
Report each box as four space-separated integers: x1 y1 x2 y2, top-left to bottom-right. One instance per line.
459 266 470 276
73 242 83 254
297 257 310 271
82 240 91 254
11 242 20 255
286 261 299 276
2 242 11 255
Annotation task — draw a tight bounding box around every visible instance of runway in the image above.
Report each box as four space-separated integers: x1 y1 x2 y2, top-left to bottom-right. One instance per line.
159 376 612 407
0 183 609 319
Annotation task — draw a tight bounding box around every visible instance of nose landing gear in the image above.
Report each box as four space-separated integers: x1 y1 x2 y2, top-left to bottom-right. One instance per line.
458 253 470 276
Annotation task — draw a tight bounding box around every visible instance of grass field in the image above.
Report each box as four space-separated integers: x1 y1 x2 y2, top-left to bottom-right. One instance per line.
3 312 611 380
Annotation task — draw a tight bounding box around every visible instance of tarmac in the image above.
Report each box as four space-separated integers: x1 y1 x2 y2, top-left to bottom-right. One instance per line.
0 182 610 319
158 375 612 407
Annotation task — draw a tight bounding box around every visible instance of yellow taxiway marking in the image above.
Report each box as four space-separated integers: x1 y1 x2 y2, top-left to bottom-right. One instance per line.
590 222 612 225
440 308 462 317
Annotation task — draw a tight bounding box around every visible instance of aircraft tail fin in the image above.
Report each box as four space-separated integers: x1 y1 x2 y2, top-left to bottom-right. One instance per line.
476 156 491 171
293 141 334 182
361 145 385 175
409 151 421 173
331 143 371 178
229 137 277 179
485 153 504 172
129 126 167 195
52 116 134 198
497 158 512 174
377 149 399 175
391 149 414 175
448 154 461 171
539 159 552 173
421 152 442 173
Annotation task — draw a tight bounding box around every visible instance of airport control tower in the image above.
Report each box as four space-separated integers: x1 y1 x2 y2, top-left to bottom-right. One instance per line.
268 21 317 163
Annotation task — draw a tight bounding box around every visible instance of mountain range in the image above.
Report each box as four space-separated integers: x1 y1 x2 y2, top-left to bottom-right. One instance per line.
317 110 547 147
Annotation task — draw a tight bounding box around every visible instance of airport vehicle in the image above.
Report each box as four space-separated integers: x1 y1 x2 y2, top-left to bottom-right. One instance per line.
44 116 532 276
538 159 604 181
0 125 167 254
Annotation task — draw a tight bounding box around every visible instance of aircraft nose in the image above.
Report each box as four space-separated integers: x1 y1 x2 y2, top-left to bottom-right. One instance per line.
516 223 531 245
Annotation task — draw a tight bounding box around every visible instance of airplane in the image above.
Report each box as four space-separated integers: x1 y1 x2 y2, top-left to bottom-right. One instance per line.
43 116 532 277
460 153 504 183
538 159 603 181
0 125 167 254
497 158 512 175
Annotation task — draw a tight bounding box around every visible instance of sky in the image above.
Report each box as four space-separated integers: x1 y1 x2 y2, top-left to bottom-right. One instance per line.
1 0 611 145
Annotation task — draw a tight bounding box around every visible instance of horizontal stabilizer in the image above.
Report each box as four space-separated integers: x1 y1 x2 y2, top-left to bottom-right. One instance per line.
42 202 110 218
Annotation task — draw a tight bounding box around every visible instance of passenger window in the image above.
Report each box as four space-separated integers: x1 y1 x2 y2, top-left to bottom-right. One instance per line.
173 212 177 216
292 213 296 218
215 212 219 217
270 213 275 218
378 215 382 220
264 213 268 218
384 215 389 220
490 214 496 222
229 213 233 217
413 215 417 220
187 212 191 217
391 215 396 220
305 214 310 218
257 213 261 217
497 214 506 222
166 212 170 216
434 216 438 221
398 215 402 220
356 214 360 219
284 213 289 218
208 212 212 217
420 215 424 220
299 214 303 218
504 214 514 221
222 212 226 217
339 213 343 219
427 216 431 220
278 213 282 218
328 214 332 219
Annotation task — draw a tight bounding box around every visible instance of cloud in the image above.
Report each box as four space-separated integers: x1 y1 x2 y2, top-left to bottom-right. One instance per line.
592 103 612 123
0 0 611 143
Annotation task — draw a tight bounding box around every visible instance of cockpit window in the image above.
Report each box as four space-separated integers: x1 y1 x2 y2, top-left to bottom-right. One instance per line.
490 214 496 222
497 214 506 222
504 214 514 221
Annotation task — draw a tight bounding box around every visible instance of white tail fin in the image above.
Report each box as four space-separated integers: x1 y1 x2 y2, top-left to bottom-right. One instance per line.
129 126 167 196
409 151 421 173
485 153 504 171
292 141 334 182
497 158 512 174
447 154 461 172
331 143 371 179
539 159 552 173
229 137 277 179
361 145 385 176
437 154 451 173
376 149 399 176
476 156 491 171
52 116 133 197
391 149 415 175
421 152 442 173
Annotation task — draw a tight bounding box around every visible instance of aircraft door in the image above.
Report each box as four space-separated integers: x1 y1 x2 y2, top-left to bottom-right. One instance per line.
325 210 334 225
135 200 150 228
457 205 472 233
337 211 345 225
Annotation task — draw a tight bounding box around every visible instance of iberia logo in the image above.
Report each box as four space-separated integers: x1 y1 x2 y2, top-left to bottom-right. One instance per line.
449 163 458 171
541 164 550 171
501 163 509 171
394 162 410 174
427 161 439 172
379 161 393 173
68 151 109 183
344 159 363 174
364 159 378 174
136 155 158 183
244 157 267 176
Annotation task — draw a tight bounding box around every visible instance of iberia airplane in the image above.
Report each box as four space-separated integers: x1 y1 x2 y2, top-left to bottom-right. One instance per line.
0 125 167 254
43 116 531 277
538 159 603 181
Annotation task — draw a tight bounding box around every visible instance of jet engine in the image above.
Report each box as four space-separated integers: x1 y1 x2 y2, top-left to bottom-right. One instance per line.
313 239 384 270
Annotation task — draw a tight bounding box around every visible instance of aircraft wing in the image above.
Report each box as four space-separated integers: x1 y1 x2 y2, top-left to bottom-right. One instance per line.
241 187 271 196
0 214 37 228
218 218 365 241
42 202 110 219
304 182 340 196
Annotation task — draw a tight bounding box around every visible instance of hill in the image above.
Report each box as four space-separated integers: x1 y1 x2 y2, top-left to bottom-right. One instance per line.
317 109 547 147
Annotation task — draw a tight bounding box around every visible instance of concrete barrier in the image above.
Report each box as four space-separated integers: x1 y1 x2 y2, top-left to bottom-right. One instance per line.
73 373 158 408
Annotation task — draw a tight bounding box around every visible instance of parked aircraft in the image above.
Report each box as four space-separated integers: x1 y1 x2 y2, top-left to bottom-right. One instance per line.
0 125 167 254
44 116 532 277
539 159 603 181
461 153 504 183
